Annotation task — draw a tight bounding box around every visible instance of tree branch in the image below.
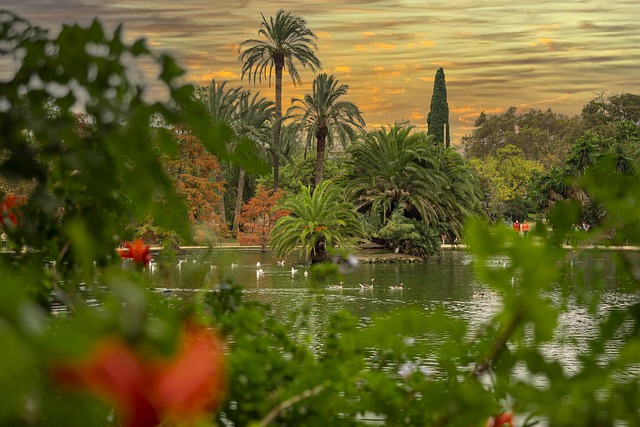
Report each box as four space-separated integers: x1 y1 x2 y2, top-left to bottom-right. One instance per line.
256 382 328 427
471 306 524 379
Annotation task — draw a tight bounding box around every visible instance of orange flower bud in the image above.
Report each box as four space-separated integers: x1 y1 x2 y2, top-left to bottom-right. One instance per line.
53 339 158 427
151 324 226 422
118 240 152 266
53 323 226 427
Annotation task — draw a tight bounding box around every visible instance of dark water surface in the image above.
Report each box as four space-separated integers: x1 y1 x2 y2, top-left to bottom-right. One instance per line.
147 248 640 375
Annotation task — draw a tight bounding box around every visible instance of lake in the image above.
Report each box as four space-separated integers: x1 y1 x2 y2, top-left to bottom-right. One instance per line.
147 248 640 375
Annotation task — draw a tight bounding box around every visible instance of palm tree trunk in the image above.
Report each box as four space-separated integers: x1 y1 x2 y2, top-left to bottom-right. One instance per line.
232 168 246 236
272 151 280 189
314 126 328 187
273 61 283 189
216 169 227 233
311 239 327 263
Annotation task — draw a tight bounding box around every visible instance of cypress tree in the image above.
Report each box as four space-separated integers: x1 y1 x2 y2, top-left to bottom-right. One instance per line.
427 67 450 148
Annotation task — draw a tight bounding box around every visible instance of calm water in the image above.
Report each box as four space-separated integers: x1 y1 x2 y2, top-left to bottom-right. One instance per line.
147 248 640 375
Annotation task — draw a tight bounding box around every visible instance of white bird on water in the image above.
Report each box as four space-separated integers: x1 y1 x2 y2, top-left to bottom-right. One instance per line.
256 268 264 277
303 270 309 278
277 260 285 266
256 262 261 268
329 282 344 290
472 291 485 299
359 278 375 289
389 282 403 290
291 267 298 275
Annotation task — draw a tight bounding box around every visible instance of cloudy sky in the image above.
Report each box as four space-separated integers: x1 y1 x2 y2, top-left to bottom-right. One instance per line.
3 0 640 144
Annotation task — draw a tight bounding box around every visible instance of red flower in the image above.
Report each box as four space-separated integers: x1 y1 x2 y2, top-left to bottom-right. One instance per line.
151 324 227 422
117 247 132 259
487 412 514 427
1 195 25 227
53 324 226 427
54 339 158 427
118 240 152 266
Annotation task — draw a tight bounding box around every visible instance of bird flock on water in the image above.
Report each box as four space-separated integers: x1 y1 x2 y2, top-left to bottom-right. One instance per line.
136 256 406 292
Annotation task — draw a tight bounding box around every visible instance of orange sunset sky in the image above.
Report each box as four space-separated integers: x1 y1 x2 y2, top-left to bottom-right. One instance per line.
3 0 640 145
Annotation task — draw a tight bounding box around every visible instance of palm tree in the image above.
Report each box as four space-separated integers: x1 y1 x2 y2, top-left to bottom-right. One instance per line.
436 147 485 240
565 132 600 174
270 180 364 263
207 80 243 126
205 80 243 229
343 124 445 228
239 10 322 189
343 124 484 249
262 121 302 187
205 81 274 235
289 73 364 187
231 90 275 235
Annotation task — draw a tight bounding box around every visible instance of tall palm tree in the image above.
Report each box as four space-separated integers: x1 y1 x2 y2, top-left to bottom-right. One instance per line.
264 121 302 179
202 80 244 231
205 81 274 235
270 180 364 263
238 9 322 189
231 90 275 235
207 80 243 126
289 73 364 187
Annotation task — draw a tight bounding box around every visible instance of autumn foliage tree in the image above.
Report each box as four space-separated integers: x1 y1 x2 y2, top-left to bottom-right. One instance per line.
166 129 228 241
237 185 287 251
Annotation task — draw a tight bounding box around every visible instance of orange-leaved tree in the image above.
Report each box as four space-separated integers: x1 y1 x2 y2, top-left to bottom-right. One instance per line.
238 185 288 251
167 129 228 241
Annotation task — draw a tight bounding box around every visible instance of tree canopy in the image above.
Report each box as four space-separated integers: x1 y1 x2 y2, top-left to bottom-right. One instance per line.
288 73 364 186
461 107 582 167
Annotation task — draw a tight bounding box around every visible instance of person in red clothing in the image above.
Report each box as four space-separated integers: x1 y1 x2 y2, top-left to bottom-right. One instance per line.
521 219 530 237
512 220 520 233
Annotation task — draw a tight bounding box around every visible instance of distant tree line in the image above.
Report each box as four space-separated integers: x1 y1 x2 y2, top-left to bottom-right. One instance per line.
461 92 640 229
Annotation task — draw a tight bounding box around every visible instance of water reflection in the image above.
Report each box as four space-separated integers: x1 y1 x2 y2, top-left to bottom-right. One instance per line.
145 248 639 375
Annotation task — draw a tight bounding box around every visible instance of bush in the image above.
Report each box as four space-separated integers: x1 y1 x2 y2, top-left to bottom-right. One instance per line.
376 209 441 257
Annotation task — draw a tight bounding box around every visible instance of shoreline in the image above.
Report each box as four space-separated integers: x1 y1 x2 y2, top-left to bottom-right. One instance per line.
4 242 636 260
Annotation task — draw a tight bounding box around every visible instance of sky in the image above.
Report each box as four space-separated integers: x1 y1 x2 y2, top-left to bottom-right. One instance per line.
3 0 640 145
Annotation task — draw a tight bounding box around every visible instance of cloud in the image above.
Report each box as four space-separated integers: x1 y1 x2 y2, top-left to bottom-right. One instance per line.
334 66 352 73
428 61 459 69
517 95 569 108
355 42 397 51
210 70 240 79
405 40 436 49
6 0 640 146
529 37 558 50
376 70 402 77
